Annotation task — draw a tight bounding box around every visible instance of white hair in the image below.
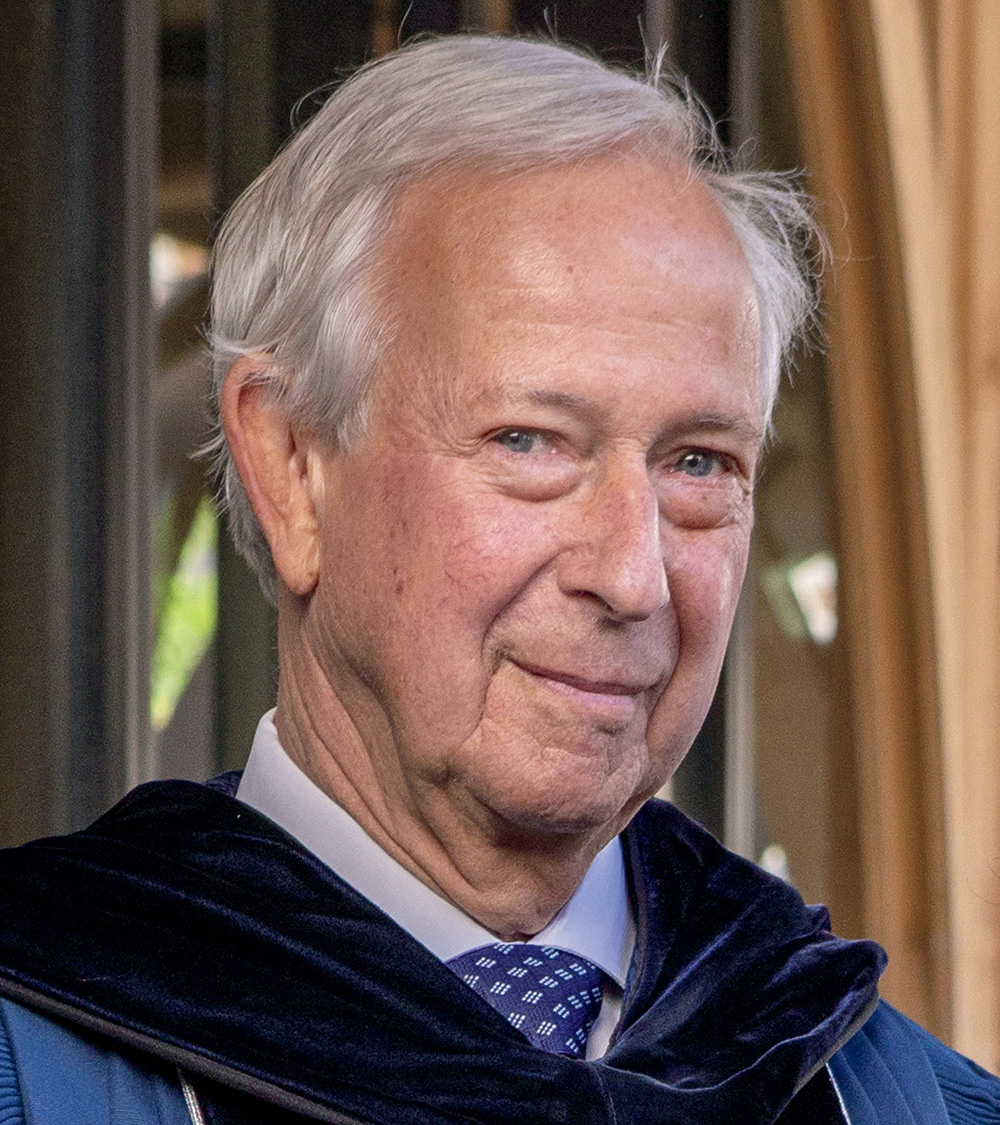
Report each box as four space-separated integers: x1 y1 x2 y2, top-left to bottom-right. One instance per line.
209 34 821 599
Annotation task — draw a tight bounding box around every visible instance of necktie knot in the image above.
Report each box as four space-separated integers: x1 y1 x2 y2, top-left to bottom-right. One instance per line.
447 942 604 1057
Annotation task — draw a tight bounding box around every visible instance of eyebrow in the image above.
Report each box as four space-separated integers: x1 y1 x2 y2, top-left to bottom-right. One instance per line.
520 390 765 447
664 411 766 446
524 389 594 412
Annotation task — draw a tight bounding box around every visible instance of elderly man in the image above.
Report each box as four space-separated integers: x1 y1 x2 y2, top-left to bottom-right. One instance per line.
0 34 997 1125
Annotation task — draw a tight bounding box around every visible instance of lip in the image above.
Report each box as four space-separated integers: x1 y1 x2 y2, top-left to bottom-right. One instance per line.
515 662 652 696
512 663 647 726
506 657 661 729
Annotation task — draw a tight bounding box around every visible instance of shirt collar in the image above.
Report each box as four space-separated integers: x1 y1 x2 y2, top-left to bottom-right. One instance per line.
236 710 633 986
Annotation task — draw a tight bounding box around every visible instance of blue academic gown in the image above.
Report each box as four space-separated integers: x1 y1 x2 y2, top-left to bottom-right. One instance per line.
0 778 996 1123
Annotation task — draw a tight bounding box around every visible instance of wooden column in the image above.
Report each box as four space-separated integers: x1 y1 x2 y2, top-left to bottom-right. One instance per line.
937 0 1000 1065
781 0 1000 1067
779 0 949 1042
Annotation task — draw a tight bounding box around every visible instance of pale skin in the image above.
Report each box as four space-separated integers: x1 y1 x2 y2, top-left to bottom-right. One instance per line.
222 155 764 940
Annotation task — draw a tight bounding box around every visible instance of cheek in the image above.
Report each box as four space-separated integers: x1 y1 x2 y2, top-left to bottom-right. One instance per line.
666 524 751 642
644 528 750 759
403 486 562 628
332 473 562 702
382 497 567 758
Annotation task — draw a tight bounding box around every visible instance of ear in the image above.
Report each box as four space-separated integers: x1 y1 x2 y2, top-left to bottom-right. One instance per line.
220 356 323 596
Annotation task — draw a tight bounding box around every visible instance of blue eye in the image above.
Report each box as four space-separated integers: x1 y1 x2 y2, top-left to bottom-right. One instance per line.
495 429 539 454
676 451 721 478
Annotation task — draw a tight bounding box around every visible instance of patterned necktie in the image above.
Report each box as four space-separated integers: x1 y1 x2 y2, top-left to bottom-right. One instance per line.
446 942 604 1057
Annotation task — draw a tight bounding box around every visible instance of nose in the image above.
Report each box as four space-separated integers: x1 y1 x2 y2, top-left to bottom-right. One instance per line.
558 458 670 621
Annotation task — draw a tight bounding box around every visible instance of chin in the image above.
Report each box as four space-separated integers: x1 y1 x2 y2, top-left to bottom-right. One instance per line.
453 724 657 841
476 770 647 841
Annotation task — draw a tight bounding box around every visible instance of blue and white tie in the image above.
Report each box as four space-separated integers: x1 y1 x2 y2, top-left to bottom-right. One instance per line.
447 942 604 1057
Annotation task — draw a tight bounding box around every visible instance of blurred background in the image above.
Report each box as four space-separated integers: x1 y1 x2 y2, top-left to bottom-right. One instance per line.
2 0 998 1071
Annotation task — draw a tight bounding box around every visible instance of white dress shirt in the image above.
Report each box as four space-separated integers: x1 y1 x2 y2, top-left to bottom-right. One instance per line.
236 711 634 1059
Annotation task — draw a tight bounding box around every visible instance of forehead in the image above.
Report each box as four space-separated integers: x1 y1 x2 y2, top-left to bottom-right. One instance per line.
372 156 761 423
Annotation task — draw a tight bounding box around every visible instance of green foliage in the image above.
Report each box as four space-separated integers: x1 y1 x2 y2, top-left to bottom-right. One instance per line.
151 497 218 732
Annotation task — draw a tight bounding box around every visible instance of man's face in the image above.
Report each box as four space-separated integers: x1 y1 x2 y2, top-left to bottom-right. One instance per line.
303 157 762 847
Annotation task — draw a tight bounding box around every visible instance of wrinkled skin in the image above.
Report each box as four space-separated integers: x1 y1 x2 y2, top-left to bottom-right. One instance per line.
230 156 763 936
